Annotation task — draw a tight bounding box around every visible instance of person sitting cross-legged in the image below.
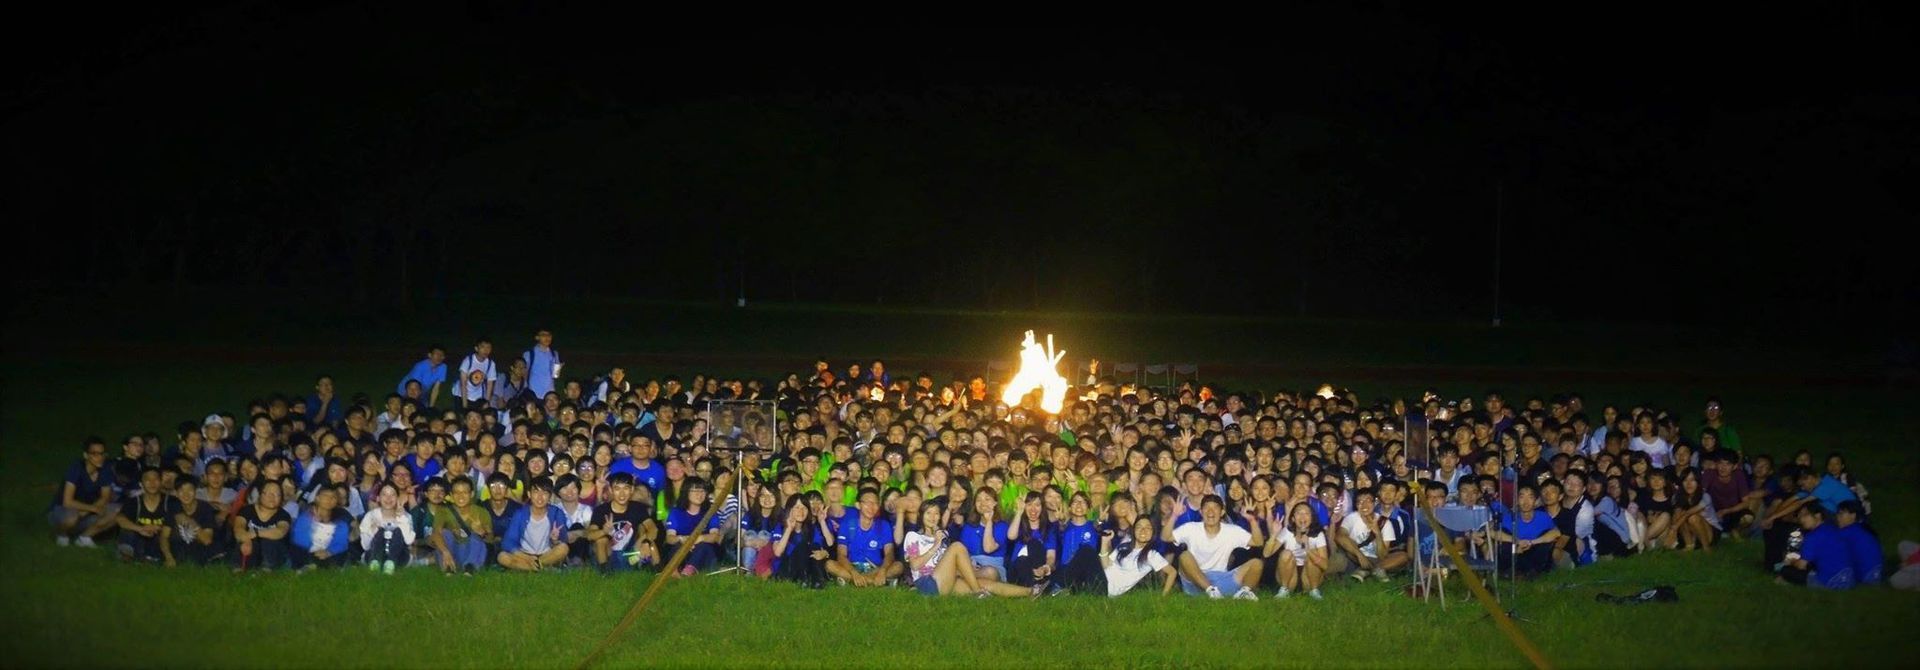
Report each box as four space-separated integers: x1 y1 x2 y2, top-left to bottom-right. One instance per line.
1163 494 1263 600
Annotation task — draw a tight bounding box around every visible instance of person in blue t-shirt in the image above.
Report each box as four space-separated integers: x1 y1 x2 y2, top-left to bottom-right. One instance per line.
827 488 900 587
398 345 449 408
49 437 119 547
607 437 667 495
1492 484 1561 576
1050 492 1104 594
958 487 1011 581
1833 501 1882 586
1780 504 1854 589
663 478 723 575
771 495 834 587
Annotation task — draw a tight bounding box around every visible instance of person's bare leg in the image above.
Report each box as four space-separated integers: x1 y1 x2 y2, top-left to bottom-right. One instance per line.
1235 560 1264 589
1175 552 1211 589
983 581 1034 597
1304 562 1325 590
1645 513 1672 549
948 544 984 593
539 544 568 568
932 550 961 595
593 537 610 566
1378 551 1409 572
498 552 532 571
1278 559 1299 591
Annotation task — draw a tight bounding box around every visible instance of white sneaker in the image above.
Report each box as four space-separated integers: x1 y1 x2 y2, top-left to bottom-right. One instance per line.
55 536 70 547
1308 589 1324 600
1205 585 1224 599
1233 586 1259 601
1374 568 1390 582
382 560 396 575
74 536 96 548
368 561 382 573
1275 587 1291 599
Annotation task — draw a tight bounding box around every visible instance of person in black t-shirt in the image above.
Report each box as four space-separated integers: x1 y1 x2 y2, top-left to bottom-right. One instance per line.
588 473 659 573
170 476 221 566
116 468 178 565
232 477 293 572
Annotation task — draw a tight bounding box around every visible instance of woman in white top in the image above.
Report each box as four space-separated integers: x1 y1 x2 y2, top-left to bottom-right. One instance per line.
359 483 416 574
1630 414 1672 469
901 499 1033 598
1102 517 1176 597
1265 501 1329 599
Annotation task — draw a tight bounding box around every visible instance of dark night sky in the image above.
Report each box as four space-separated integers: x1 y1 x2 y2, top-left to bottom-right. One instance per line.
4 2 1915 330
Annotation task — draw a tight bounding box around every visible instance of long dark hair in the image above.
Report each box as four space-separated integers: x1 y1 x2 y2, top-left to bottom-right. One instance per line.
1014 492 1053 545
1285 501 1324 537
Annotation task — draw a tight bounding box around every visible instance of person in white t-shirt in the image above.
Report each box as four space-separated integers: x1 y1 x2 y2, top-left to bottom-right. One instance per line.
1629 414 1672 468
1334 487 1402 582
1266 501 1330 599
1103 516 1176 597
1161 495 1263 600
457 338 498 408
901 499 1035 598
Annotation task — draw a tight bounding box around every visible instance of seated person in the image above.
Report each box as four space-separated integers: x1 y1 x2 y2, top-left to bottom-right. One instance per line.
1166 495 1263 600
497 477 570 572
827 488 903 586
1492 484 1560 577
1833 500 1882 586
116 467 178 565
290 486 353 570
1778 504 1854 589
170 476 222 566
48 437 119 547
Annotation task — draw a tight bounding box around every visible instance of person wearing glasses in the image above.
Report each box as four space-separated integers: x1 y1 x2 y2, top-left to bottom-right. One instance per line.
50 437 120 547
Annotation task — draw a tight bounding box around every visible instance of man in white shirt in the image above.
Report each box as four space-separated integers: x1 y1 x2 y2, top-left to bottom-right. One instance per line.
457 338 498 408
1334 487 1403 581
1161 495 1263 600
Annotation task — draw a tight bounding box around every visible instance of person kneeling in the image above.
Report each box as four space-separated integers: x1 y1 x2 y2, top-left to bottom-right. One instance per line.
497 477 570 572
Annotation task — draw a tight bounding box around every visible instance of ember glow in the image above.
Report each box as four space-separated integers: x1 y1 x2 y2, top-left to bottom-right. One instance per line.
1001 330 1069 413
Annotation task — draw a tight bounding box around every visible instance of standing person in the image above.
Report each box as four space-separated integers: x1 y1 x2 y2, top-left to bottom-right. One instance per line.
400 345 450 408
522 329 563 400
1162 495 1263 600
457 338 499 409
232 479 293 573
290 487 352 571
1702 398 1742 454
49 437 118 547
359 483 416 574
497 477 570 572
1268 501 1330 599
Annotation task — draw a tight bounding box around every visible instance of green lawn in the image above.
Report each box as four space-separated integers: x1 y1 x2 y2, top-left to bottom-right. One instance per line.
2 301 1916 668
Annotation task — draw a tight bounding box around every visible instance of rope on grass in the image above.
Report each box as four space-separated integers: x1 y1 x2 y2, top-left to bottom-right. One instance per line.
575 498 723 670
1420 505 1556 670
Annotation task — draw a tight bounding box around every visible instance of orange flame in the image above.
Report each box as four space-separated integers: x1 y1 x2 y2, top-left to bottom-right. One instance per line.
1002 330 1068 413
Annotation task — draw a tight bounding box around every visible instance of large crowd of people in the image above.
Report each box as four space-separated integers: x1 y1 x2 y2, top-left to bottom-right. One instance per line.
47 329 1901 597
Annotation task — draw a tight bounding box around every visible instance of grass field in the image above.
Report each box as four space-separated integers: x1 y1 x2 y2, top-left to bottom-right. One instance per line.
2 298 1916 668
